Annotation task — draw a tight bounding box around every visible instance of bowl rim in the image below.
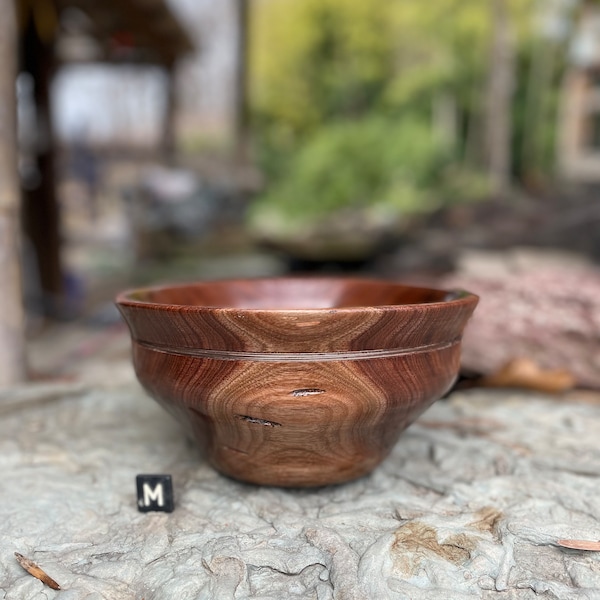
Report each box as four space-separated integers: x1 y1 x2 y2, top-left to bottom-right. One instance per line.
115 276 478 314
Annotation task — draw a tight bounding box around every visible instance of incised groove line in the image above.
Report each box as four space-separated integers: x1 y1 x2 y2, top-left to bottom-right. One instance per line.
137 339 460 362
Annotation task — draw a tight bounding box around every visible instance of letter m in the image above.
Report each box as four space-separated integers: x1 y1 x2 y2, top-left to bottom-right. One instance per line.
143 482 164 507
136 474 174 512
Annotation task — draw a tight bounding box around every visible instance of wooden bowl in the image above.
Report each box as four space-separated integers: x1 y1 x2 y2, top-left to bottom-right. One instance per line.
116 277 478 487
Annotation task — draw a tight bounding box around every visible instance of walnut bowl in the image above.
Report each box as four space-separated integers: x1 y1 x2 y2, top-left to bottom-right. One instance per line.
116 277 478 487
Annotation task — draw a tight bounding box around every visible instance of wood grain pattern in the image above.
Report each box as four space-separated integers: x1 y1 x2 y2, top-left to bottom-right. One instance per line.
117 277 478 487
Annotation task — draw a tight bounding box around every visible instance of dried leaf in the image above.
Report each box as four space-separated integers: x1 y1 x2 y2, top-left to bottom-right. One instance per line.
14 552 61 590
479 358 575 394
557 539 600 551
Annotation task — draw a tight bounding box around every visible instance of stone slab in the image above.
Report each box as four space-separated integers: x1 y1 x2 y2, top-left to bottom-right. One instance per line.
1 383 600 599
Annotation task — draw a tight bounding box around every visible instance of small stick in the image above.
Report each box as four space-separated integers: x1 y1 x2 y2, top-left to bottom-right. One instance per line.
14 552 61 590
557 539 600 551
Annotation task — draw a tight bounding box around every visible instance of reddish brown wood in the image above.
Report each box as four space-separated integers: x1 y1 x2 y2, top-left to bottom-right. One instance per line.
116 277 478 487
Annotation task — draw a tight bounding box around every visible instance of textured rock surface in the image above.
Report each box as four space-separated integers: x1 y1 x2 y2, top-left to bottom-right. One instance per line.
442 248 600 388
1 382 600 599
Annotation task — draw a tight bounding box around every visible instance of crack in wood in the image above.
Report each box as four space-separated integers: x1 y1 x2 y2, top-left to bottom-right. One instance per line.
291 388 326 397
235 414 282 427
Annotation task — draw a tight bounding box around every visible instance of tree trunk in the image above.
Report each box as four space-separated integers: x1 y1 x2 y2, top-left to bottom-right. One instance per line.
484 0 515 197
0 0 27 385
233 0 250 165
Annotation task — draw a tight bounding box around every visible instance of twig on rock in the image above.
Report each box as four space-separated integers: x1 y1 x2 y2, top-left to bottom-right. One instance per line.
14 552 61 590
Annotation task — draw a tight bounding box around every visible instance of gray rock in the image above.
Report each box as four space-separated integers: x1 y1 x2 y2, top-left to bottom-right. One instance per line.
442 248 600 388
1 384 599 599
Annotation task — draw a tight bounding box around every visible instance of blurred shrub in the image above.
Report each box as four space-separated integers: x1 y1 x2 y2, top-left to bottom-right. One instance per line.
251 0 396 137
250 0 563 191
248 116 489 245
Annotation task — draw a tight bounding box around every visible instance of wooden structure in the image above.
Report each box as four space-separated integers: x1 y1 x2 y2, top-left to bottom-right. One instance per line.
17 0 193 316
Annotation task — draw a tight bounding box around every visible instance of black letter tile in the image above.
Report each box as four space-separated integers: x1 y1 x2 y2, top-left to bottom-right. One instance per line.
136 474 174 513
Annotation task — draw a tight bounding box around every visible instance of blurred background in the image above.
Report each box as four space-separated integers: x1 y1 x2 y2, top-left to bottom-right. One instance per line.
2 0 600 389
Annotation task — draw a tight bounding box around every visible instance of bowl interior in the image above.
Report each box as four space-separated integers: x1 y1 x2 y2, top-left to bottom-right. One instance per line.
123 278 453 310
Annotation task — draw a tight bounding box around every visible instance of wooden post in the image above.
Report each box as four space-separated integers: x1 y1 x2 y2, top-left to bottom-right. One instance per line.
21 13 64 317
0 0 27 385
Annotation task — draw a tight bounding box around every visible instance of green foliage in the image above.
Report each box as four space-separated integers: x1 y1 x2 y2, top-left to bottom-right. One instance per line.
251 0 537 133
249 0 563 244
251 0 396 134
511 37 569 179
248 116 489 239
